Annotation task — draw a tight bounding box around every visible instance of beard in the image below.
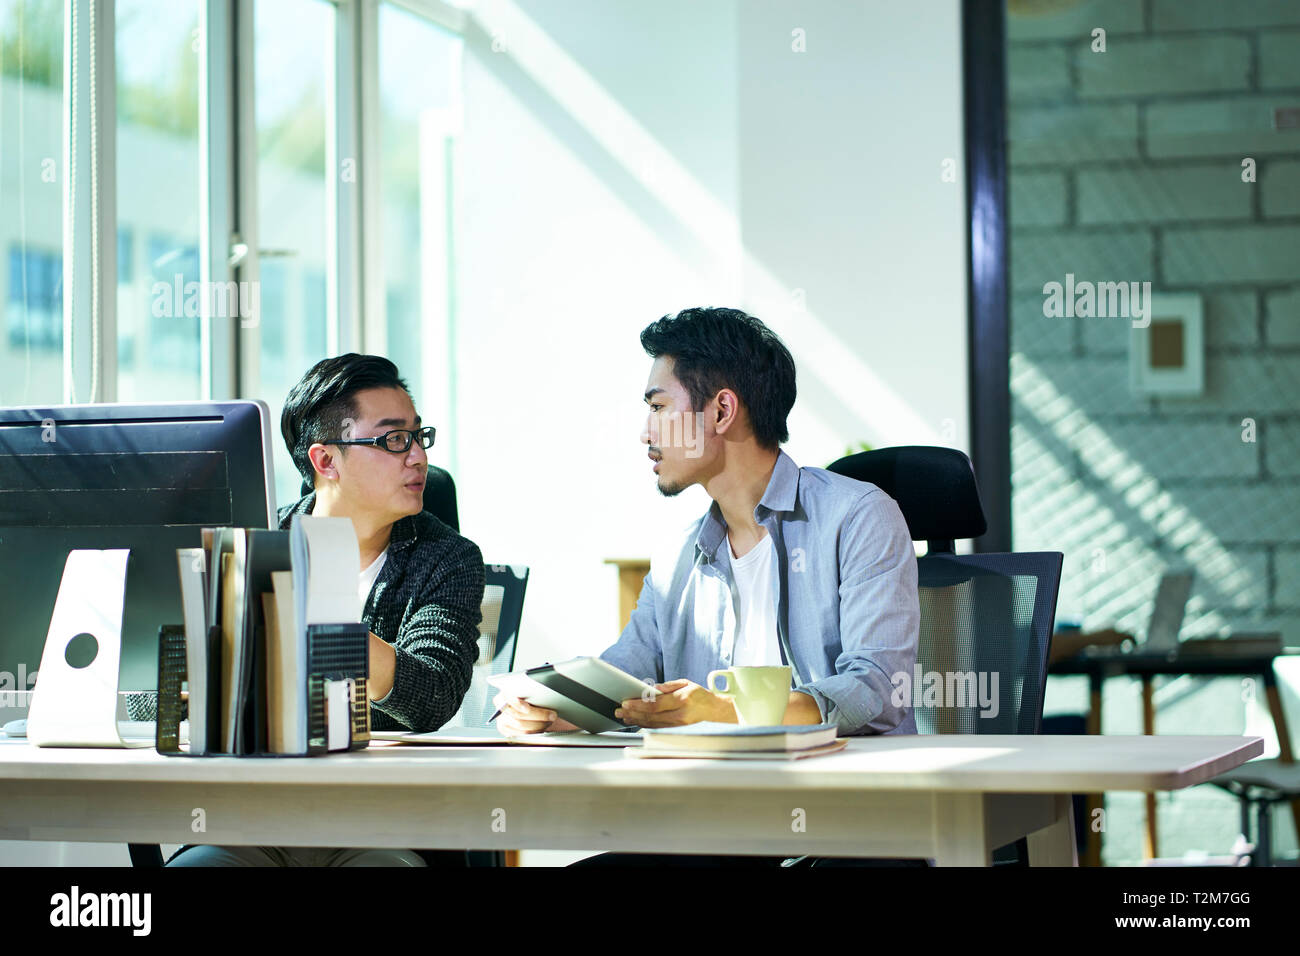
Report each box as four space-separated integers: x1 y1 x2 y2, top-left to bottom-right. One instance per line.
656 475 689 497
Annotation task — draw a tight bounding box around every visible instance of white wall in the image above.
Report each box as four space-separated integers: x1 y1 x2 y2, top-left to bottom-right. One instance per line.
450 0 968 669
737 0 969 464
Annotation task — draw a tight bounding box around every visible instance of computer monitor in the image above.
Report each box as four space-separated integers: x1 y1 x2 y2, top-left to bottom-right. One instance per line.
0 400 276 696
1144 570 1194 650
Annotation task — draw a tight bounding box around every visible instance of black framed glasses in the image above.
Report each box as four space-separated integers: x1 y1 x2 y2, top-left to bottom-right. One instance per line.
324 426 436 454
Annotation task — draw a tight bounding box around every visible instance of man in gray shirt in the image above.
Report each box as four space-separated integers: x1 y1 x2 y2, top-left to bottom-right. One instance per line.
496 306 918 738
495 307 919 866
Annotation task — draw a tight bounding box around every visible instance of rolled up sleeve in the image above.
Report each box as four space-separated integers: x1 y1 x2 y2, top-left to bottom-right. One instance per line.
795 491 919 735
370 538 485 733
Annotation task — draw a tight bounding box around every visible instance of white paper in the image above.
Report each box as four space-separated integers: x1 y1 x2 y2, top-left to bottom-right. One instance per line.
326 678 352 750
291 515 362 625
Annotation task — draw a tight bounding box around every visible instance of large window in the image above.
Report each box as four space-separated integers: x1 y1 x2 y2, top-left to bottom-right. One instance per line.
114 0 204 401
255 0 335 507
377 3 463 432
0 0 64 405
0 0 463 477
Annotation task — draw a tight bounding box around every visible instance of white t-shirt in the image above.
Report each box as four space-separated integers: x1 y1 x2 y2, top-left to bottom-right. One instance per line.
728 532 781 667
358 546 389 611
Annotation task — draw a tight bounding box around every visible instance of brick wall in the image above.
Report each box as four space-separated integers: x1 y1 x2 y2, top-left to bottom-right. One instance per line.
1006 0 1300 864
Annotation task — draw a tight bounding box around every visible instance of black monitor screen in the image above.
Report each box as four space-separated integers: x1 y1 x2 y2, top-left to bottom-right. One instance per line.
0 402 275 693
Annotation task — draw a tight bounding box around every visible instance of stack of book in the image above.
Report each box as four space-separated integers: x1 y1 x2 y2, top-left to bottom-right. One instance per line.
631 722 846 760
173 515 365 756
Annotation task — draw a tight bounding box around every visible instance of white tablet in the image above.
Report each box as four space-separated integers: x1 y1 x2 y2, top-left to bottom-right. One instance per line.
488 657 661 733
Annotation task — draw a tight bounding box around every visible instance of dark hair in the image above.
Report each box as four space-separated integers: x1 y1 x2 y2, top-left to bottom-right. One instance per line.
640 307 796 450
280 353 411 486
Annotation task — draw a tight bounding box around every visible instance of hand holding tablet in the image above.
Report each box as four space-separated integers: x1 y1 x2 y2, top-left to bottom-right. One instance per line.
487 657 661 735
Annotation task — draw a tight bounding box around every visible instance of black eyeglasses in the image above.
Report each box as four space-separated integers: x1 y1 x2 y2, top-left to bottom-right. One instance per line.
324 426 436 454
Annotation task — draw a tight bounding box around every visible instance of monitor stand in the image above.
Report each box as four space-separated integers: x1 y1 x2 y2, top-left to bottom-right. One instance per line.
26 550 150 748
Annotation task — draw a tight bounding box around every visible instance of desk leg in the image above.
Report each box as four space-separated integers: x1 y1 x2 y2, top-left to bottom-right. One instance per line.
1027 793 1079 867
1083 673 1104 867
1142 676 1159 861
932 793 992 866
1263 674 1300 837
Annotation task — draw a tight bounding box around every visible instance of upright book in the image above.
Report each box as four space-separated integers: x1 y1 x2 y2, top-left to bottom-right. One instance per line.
289 514 365 753
241 530 292 754
175 547 211 755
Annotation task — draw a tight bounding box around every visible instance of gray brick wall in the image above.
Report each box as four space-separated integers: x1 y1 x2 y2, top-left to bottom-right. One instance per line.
1008 0 1300 865
1076 36 1251 99
1076 164 1250 224
1266 288 1300 344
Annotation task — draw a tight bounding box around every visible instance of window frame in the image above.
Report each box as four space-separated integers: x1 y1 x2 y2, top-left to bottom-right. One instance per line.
50 0 467 408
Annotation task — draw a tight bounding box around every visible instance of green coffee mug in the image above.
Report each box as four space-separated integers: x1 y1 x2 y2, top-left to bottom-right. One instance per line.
706 665 791 726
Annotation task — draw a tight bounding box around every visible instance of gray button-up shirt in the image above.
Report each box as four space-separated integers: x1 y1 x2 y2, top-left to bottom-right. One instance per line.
600 450 919 735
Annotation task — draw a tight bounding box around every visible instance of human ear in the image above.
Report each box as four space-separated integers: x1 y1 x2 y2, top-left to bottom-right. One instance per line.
307 443 340 482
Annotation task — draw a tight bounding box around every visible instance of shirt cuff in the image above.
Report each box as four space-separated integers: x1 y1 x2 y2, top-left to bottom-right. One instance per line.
795 683 832 724
371 678 394 706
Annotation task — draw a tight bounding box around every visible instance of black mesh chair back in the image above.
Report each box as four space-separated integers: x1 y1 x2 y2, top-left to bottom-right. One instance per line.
826 447 1063 735
444 564 528 729
914 552 1062 735
826 445 986 553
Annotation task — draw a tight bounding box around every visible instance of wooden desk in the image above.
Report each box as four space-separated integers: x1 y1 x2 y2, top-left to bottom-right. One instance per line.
1050 644 1296 866
0 734 1261 866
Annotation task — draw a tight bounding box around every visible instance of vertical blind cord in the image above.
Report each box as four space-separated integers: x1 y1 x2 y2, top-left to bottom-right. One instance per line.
13 0 34 395
88 0 100 404
66 0 103 404
66 0 78 403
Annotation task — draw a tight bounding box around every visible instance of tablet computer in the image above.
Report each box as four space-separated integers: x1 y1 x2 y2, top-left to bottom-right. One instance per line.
487 657 661 733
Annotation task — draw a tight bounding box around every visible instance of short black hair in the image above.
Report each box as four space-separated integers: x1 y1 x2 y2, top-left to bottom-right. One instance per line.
280 353 411 486
640 307 796 450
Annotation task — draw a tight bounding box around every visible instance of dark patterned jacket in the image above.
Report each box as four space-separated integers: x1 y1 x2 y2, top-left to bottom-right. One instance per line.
276 492 485 733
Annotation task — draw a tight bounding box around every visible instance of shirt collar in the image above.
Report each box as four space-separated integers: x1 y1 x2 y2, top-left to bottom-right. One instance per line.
695 450 799 560
277 490 417 553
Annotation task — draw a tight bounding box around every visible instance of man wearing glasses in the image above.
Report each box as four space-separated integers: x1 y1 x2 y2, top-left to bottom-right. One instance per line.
166 353 485 867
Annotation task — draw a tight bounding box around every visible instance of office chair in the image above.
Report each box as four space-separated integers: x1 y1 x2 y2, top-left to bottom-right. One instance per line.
824 446 1065 864
128 465 521 867
1210 761 1300 866
443 564 529 730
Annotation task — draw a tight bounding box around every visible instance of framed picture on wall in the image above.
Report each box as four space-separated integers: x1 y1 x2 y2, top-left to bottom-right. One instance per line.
1130 293 1204 396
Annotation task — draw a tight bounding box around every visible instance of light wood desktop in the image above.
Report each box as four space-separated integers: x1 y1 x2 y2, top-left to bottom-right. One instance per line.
0 733 1261 866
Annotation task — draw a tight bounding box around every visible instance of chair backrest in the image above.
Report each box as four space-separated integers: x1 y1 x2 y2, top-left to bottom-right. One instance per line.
300 464 461 531
826 445 987 554
445 564 528 729
914 551 1062 734
827 446 1061 735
